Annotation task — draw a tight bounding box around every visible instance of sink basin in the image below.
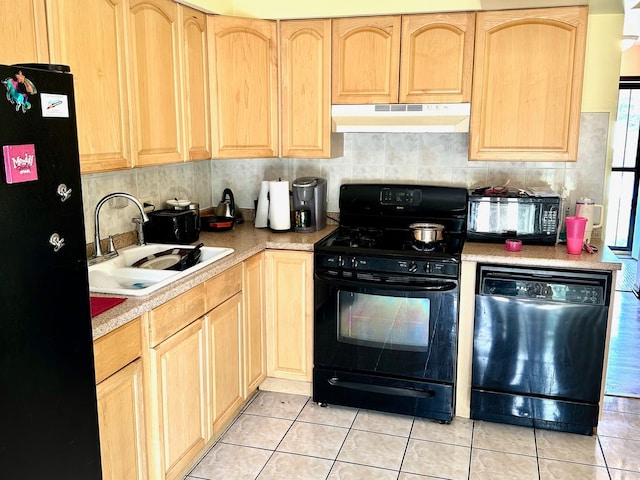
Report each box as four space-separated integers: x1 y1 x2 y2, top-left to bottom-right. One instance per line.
88 243 234 296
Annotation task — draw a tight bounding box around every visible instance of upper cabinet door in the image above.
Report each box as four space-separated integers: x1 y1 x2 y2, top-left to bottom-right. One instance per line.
47 0 132 173
399 13 475 103
208 16 278 159
332 16 401 104
129 0 184 166
470 7 588 161
280 19 342 158
181 6 211 161
0 0 48 65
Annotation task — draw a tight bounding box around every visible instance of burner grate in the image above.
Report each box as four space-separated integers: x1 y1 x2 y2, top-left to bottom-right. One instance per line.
409 240 446 252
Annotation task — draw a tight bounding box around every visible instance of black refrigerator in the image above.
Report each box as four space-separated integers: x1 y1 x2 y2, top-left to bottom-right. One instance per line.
0 64 102 478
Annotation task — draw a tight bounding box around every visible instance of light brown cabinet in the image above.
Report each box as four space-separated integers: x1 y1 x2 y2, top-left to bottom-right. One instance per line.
332 16 401 104
209 17 341 159
141 264 253 480
181 6 211 161
279 19 343 158
207 16 278 158
146 285 207 480
48 0 208 171
332 13 474 104
400 13 475 103
129 0 185 166
46 0 132 173
93 251 305 478
243 252 266 395
469 6 588 161
150 318 207 480
0 0 48 65
204 264 244 435
265 250 314 382
208 292 244 434
97 360 147 480
94 317 147 480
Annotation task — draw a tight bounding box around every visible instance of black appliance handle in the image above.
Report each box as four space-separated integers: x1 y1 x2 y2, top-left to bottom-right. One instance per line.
327 377 436 399
315 271 457 292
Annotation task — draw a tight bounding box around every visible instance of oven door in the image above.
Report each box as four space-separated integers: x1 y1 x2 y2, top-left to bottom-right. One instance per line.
314 271 458 383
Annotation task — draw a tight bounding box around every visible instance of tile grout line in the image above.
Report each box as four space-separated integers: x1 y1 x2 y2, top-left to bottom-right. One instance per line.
468 419 476 480
533 427 541 480
252 395 313 479
395 417 417 480
187 391 640 479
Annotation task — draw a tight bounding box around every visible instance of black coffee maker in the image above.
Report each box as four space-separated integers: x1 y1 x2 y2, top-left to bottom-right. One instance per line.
291 177 327 233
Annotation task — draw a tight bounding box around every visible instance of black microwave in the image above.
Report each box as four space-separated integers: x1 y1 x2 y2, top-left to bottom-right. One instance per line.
466 192 561 245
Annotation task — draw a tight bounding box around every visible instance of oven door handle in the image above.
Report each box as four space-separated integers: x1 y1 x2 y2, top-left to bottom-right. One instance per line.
315 272 457 292
328 377 436 399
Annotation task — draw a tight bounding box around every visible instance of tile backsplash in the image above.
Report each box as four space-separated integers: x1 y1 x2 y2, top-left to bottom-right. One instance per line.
80 113 610 243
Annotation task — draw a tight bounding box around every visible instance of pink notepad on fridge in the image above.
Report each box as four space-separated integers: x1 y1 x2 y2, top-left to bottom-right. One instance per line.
3 144 38 184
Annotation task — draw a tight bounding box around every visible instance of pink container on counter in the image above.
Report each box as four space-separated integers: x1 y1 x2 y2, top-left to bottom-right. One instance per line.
565 216 587 255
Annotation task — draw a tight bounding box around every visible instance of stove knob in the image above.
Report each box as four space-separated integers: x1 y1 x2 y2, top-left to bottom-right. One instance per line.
424 262 432 273
408 262 418 273
337 256 345 268
351 257 358 269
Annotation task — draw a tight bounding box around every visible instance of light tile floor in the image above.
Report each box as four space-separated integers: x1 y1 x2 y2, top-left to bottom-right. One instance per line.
184 391 640 480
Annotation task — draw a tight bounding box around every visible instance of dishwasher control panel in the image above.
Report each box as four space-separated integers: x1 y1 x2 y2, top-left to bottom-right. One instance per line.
480 278 605 305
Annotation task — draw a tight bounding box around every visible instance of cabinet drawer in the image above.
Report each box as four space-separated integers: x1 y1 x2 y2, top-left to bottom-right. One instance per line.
94 317 142 384
149 285 206 346
205 263 243 311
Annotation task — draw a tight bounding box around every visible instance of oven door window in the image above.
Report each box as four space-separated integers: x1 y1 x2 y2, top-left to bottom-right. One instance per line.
338 291 430 351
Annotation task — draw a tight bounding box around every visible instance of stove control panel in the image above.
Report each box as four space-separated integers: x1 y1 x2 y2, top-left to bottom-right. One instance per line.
380 187 422 207
397 260 458 277
316 254 459 278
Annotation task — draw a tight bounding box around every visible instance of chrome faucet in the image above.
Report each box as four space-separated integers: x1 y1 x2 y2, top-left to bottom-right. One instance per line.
92 192 149 261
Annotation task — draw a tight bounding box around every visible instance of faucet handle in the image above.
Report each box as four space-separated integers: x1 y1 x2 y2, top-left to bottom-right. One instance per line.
107 235 118 255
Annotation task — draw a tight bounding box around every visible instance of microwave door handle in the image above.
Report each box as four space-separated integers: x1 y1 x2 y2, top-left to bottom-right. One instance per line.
314 272 457 292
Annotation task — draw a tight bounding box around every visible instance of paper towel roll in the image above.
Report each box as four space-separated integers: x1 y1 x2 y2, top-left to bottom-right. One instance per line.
268 180 291 231
254 181 269 228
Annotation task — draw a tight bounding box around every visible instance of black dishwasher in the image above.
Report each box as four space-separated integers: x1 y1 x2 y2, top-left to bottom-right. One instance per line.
471 264 611 435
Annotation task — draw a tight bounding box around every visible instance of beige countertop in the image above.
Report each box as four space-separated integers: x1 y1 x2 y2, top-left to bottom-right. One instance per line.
92 228 622 340
90 223 336 340
462 239 622 271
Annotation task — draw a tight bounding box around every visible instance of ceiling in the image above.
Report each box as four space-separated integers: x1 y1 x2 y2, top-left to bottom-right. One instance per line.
623 0 640 39
189 0 631 33
480 0 622 13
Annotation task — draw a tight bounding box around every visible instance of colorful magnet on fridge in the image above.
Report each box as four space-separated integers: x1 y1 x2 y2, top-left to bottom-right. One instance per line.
2 70 38 113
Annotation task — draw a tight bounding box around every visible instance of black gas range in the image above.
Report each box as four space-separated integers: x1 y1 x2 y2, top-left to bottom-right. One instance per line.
313 184 468 422
315 184 467 278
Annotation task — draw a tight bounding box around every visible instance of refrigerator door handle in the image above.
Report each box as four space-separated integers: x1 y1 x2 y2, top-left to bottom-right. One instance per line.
49 233 66 252
57 183 72 202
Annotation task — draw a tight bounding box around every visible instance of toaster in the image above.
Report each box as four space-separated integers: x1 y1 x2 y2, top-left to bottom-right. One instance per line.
143 209 200 244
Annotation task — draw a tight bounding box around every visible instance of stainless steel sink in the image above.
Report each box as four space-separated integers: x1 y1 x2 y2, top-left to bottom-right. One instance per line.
88 243 233 296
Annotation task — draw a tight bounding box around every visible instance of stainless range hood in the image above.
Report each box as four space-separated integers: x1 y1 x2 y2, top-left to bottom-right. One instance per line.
331 103 470 133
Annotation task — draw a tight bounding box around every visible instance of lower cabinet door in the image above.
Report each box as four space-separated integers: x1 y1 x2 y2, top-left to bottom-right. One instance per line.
151 318 207 480
97 359 147 480
209 292 245 435
265 250 314 382
243 253 266 396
